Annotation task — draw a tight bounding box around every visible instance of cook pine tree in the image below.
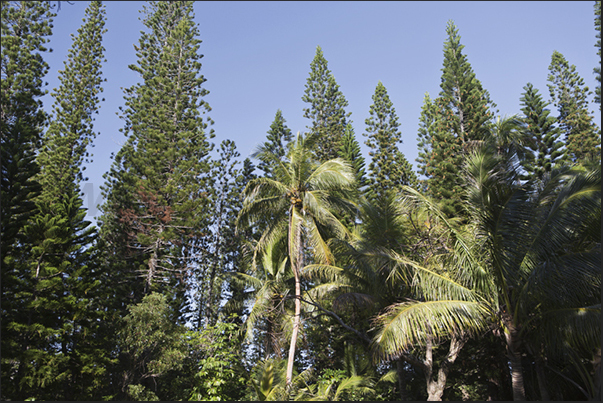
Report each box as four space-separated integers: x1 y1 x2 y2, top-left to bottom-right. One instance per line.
257 109 293 177
415 92 439 192
27 2 110 399
0 1 54 400
424 20 496 218
195 139 248 328
302 45 351 163
339 121 366 190
363 81 417 201
594 1 601 108
99 1 214 321
547 50 600 164
519 82 563 182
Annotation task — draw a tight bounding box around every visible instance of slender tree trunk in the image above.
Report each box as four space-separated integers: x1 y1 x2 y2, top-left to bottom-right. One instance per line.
532 349 550 401
425 335 466 401
286 268 301 386
503 314 526 401
286 210 303 385
146 231 162 294
594 349 601 401
423 334 437 400
396 358 409 401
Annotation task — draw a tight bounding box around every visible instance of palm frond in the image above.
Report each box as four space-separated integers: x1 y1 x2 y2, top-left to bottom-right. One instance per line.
524 304 601 358
333 375 375 400
386 249 484 304
304 215 335 265
519 251 601 312
307 158 356 191
301 264 345 283
304 282 352 301
373 299 489 359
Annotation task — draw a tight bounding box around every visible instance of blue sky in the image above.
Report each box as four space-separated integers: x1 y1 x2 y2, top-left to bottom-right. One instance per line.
40 1 600 220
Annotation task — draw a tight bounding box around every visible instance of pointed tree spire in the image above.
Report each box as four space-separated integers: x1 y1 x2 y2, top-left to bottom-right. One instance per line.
415 92 439 192
257 109 293 177
339 121 366 189
547 50 601 164
519 82 563 181
425 20 496 217
302 45 351 162
364 81 417 200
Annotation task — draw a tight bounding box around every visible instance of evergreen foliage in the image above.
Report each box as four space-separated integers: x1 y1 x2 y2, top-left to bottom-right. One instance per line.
424 20 496 218
1 6 600 401
595 1 601 108
194 139 246 328
519 83 563 181
0 0 53 298
257 109 293 177
363 81 417 200
1 1 54 400
302 45 351 162
339 122 366 190
415 92 439 191
547 50 601 163
99 1 214 317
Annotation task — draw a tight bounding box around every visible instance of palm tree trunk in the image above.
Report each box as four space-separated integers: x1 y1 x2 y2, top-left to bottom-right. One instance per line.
534 354 549 401
286 267 301 385
593 349 601 401
286 211 303 385
528 345 550 401
503 314 526 401
423 333 438 401
425 335 466 401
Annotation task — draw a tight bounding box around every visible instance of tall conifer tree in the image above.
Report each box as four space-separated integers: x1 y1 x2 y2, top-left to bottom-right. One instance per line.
426 20 496 217
0 0 52 278
519 83 563 181
339 122 366 189
26 2 110 399
547 50 601 163
595 1 601 108
99 1 214 319
257 109 292 177
363 81 417 200
415 92 439 192
222 157 258 324
0 1 55 400
194 139 245 328
302 45 351 162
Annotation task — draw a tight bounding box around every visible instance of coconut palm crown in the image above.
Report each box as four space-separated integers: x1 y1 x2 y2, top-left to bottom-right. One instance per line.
237 131 358 385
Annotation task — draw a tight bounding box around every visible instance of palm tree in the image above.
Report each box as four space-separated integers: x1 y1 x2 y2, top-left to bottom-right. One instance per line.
307 189 490 400
370 188 492 401
235 234 291 360
237 132 357 385
249 357 313 401
462 149 601 400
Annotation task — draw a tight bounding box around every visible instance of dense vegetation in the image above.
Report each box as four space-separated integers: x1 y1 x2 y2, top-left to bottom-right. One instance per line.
1 1 600 401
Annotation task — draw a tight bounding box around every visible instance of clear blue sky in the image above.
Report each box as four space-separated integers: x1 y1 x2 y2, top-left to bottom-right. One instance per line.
40 1 600 220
